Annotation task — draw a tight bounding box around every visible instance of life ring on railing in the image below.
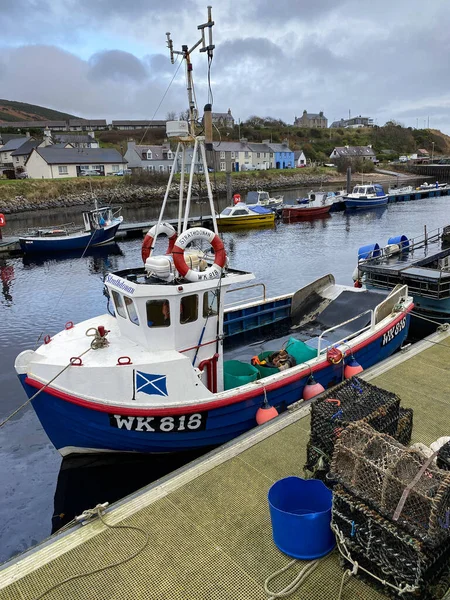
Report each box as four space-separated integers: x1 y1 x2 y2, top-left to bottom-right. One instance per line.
142 222 177 263
172 227 226 282
327 347 344 365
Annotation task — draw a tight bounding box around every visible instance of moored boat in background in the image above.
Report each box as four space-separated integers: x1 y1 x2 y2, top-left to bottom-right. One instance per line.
217 202 275 228
344 184 388 209
18 203 123 253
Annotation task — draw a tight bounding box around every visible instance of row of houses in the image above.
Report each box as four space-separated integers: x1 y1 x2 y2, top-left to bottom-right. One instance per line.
125 139 301 173
0 132 124 178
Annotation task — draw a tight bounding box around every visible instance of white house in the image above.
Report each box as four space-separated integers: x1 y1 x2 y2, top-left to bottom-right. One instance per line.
10 139 40 171
294 150 306 167
25 147 126 178
330 145 377 163
0 137 31 166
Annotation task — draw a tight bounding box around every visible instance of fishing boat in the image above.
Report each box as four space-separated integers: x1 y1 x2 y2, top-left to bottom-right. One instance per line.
282 196 332 219
354 228 450 333
344 184 388 209
387 185 414 196
18 203 123 253
217 202 275 229
246 190 283 209
14 10 414 456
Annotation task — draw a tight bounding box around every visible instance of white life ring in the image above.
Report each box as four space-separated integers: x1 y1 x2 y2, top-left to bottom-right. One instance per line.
172 227 226 282
142 222 177 263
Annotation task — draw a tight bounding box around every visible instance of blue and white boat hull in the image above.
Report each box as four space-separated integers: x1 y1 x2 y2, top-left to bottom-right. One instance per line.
344 196 388 209
19 220 122 253
17 308 411 455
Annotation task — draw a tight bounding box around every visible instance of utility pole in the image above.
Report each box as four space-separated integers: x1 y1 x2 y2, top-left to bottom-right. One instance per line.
432 141 435 163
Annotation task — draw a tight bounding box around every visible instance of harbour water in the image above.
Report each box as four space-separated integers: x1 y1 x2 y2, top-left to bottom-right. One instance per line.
1 185 449 563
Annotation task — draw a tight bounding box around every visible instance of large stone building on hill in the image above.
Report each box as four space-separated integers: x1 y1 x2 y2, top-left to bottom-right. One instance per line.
294 110 328 128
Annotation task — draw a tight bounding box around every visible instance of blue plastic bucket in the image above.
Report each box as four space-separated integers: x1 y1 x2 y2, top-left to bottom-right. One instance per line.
387 235 409 250
268 477 335 559
358 243 381 260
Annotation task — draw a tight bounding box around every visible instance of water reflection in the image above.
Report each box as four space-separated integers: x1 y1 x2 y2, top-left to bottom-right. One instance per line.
0 258 14 305
52 449 212 533
22 243 124 275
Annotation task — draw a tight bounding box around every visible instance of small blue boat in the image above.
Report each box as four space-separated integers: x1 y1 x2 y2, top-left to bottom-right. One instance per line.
344 184 388 209
18 204 123 253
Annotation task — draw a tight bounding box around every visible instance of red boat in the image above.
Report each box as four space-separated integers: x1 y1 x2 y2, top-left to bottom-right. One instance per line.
282 202 332 220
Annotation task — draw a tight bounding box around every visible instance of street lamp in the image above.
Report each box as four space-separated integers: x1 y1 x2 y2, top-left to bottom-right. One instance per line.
431 141 435 163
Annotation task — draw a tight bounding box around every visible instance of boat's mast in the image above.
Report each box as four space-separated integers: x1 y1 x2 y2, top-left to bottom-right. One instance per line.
165 7 219 235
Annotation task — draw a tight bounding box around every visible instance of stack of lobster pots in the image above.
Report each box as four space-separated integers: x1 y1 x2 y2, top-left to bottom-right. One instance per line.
330 422 450 599
304 377 413 482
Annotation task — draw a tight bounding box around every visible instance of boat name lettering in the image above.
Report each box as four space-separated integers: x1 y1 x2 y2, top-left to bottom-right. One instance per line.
109 412 207 433
381 317 407 346
105 274 135 295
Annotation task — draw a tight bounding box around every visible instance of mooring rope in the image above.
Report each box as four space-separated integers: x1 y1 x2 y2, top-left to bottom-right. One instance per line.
35 504 149 600
1 327 109 429
264 558 321 599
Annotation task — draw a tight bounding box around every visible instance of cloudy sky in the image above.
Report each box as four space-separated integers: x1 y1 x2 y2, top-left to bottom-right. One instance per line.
1 0 449 131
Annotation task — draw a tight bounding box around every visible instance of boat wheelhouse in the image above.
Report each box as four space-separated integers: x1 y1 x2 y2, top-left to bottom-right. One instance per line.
246 190 283 208
344 184 388 209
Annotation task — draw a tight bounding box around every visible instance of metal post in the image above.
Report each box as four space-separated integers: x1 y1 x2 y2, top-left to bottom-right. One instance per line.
424 224 428 246
346 167 352 193
150 142 181 257
226 172 232 204
178 144 186 234
183 138 199 232
199 139 218 234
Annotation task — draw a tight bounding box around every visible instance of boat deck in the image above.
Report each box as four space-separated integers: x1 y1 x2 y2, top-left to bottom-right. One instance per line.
1 329 449 600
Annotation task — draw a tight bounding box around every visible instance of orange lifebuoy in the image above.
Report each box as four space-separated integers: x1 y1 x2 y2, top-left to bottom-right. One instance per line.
327 347 344 365
142 222 177 263
172 227 226 282
0 214 5 227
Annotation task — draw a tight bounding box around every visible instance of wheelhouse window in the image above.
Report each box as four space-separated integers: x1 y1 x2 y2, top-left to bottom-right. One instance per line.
203 290 219 317
124 296 140 325
233 209 248 215
180 294 198 324
147 299 170 327
111 290 127 319
221 208 232 215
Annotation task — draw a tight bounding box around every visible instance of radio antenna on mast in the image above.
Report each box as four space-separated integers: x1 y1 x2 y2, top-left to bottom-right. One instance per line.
166 6 214 137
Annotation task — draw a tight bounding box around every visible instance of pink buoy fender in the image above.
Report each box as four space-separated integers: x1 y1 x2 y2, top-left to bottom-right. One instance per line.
256 398 279 425
233 193 241 205
0 214 5 227
302 374 325 400
172 227 226 282
344 356 364 379
142 222 177 263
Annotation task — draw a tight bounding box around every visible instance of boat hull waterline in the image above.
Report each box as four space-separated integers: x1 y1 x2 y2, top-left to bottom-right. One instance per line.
18 307 412 455
18 221 122 253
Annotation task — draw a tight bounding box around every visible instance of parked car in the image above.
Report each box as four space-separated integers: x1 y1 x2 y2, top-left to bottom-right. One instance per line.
16 172 29 179
80 170 101 176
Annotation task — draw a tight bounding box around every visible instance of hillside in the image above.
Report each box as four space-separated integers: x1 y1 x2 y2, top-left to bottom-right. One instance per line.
0 99 78 122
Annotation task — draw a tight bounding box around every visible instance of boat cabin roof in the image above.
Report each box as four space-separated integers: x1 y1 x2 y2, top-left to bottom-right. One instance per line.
220 202 272 217
352 184 385 195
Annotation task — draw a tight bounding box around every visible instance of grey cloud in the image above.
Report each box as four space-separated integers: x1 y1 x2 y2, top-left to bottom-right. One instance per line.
88 50 148 82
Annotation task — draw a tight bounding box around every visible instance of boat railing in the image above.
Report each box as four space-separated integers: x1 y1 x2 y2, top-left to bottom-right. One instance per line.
225 283 266 308
361 226 444 264
373 284 408 324
316 309 374 356
25 222 79 237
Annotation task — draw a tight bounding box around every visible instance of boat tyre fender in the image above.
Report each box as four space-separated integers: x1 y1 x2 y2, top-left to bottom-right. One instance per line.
327 347 344 365
172 227 226 282
142 222 177 263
